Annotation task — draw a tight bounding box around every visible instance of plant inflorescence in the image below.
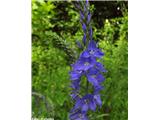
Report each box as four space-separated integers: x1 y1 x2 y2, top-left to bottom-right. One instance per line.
69 1 107 119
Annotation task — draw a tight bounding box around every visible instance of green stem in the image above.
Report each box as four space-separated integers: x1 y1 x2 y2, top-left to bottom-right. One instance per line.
86 80 89 94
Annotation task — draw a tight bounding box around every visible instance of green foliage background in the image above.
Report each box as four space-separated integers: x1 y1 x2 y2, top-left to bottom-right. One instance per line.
32 0 128 120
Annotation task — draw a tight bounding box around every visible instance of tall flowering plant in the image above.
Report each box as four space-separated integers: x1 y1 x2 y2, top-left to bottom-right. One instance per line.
69 1 107 119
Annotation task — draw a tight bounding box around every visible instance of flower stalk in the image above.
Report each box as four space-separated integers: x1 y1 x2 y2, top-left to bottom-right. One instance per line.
69 1 107 120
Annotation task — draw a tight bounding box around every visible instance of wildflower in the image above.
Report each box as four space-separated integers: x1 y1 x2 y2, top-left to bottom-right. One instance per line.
80 40 104 58
72 57 96 71
71 94 97 113
70 91 81 101
70 79 81 89
69 70 83 81
86 68 105 87
70 109 88 120
95 62 107 73
69 0 107 119
93 94 102 107
94 85 104 94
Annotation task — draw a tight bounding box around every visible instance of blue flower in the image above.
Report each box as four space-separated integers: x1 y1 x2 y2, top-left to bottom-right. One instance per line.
95 62 107 73
72 57 96 71
70 91 81 101
72 94 97 113
71 94 102 116
81 94 97 112
69 109 88 120
86 68 105 87
94 85 104 94
81 40 104 58
93 94 102 107
70 79 81 101
69 1 107 119
70 79 80 90
69 70 83 81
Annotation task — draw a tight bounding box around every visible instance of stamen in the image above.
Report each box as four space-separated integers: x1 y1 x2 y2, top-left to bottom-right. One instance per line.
89 50 95 54
91 75 96 78
79 114 83 119
84 99 89 104
84 62 89 66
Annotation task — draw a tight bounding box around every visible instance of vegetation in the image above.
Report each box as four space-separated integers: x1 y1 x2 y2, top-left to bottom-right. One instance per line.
32 0 128 120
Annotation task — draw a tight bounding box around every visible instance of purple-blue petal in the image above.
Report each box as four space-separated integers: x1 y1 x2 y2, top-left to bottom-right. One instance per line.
87 12 91 24
80 11 85 20
74 99 82 110
82 33 87 45
89 100 96 111
71 93 79 100
95 62 107 72
96 74 105 82
94 85 104 94
70 71 82 80
94 49 104 58
88 40 96 50
74 57 96 71
87 75 99 87
82 103 88 113
70 80 80 90
88 67 99 75
94 94 102 107
82 23 87 32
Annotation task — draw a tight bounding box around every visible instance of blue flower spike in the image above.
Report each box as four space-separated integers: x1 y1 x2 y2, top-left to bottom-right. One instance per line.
69 0 107 119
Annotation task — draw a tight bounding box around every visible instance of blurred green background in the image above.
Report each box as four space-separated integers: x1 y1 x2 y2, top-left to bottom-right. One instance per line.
32 0 128 120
